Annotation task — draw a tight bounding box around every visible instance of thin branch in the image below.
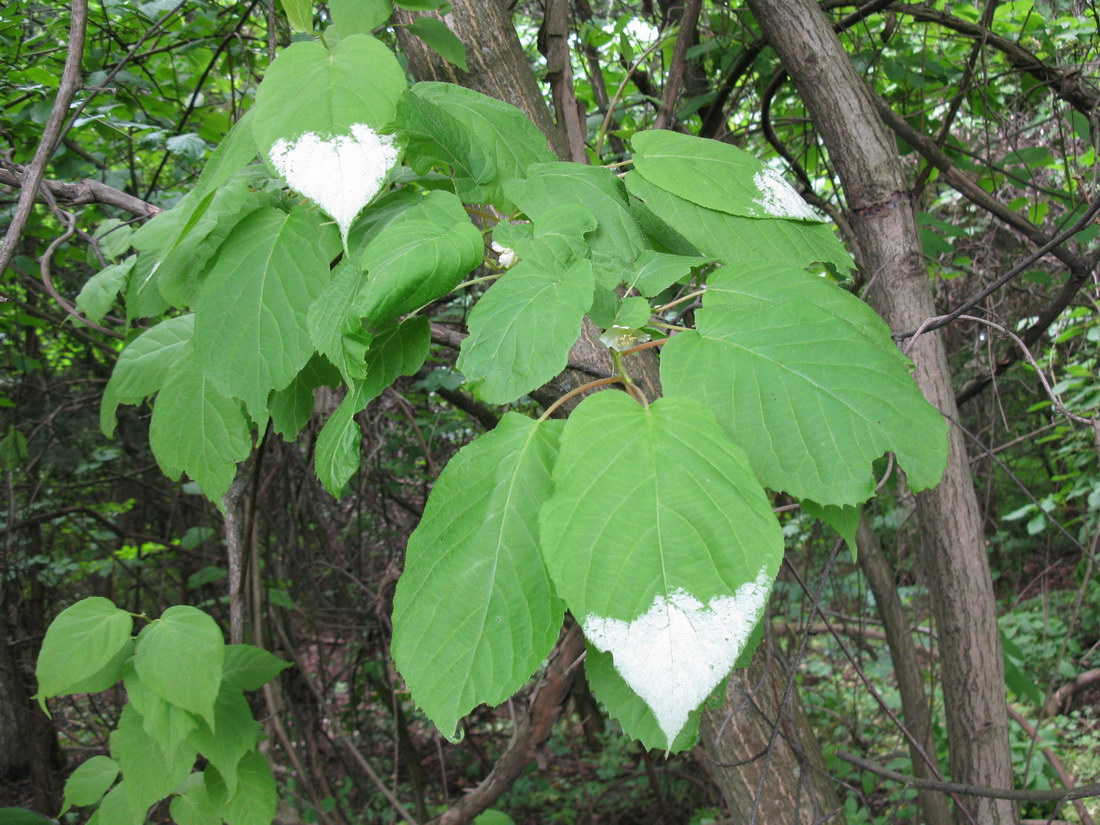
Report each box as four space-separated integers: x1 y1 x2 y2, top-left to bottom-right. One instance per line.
0 0 88 277
895 191 1100 342
837 751 1100 803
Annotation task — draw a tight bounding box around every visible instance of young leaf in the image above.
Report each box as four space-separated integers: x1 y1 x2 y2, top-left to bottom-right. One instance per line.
539 392 783 748
221 751 277 825
101 314 195 437
36 597 133 699
61 755 119 814
457 257 595 404
222 645 292 692
392 413 566 739
410 82 555 209
631 130 825 221
353 190 483 326
76 255 134 323
661 302 948 505
133 606 225 728
148 353 252 504
626 174 853 274
800 499 860 557
314 317 430 495
109 706 194 823
194 206 335 419
506 164 647 284
406 17 468 71
251 35 406 239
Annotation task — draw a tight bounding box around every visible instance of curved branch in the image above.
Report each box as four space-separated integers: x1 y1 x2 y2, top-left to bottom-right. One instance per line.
0 0 88 277
0 167 160 218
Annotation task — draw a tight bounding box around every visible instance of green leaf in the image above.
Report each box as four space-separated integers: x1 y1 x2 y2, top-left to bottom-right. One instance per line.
491 204 596 270
613 296 650 329
631 130 825 221
194 206 334 419
169 774 221 825
622 250 709 297
95 784 140 825
222 645 292 691
410 83 555 210
584 646 701 752
661 303 948 505
353 190 483 326
253 36 404 150
148 353 253 504
0 809 54 825
800 500 860 558
268 355 340 440
61 639 133 695
458 256 595 404
185 685 259 797
122 660 198 762
539 392 783 748
406 17 467 70
76 255 134 323
626 174 853 274
221 752 277 825
36 597 133 699
702 262 903 363
109 706 195 822
0 426 28 471
392 413 565 739
280 0 312 31
315 317 430 494
153 171 280 310
62 756 119 813
506 164 647 284
251 35 406 238
101 314 195 437
134 606 225 727
397 90 495 201
329 0 391 35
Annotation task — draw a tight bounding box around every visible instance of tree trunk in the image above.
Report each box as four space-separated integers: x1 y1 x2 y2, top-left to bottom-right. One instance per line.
395 2 842 820
857 518 952 825
699 636 843 825
745 1 1017 822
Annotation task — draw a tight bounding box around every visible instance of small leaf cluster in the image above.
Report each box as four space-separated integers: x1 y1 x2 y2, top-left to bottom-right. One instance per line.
35 598 290 825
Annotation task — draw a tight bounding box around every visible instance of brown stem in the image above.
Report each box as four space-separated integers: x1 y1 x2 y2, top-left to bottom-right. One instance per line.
654 0 702 131
0 0 88 277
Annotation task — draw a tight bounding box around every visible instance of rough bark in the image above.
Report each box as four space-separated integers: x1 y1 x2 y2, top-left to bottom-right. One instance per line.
700 638 843 825
745 1 1017 822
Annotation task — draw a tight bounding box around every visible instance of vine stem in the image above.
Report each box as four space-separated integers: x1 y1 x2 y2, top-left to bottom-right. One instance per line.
620 337 669 357
537 376 623 422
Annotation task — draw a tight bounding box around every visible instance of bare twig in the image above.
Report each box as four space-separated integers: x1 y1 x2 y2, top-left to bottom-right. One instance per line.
654 0 702 132
836 751 1100 803
0 168 160 218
